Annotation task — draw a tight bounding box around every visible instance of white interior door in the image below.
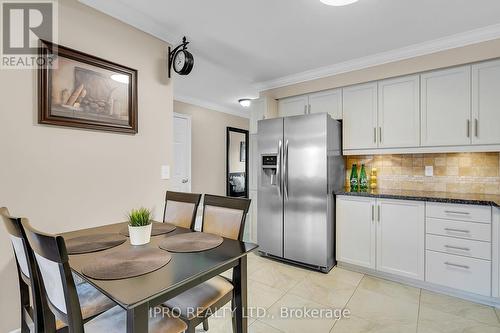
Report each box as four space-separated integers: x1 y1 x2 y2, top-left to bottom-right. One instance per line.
172 113 191 192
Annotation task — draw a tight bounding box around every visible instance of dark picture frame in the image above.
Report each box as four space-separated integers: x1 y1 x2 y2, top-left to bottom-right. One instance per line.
226 127 249 198
38 40 138 134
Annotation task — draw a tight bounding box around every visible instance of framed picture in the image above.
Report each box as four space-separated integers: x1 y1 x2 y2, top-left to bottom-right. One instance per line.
38 40 138 134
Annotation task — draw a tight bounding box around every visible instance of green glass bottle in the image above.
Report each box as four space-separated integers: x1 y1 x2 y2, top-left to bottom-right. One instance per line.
350 164 359 192
359 164 368 192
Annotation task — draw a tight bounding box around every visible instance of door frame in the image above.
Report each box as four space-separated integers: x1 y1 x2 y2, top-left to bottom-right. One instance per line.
173 112 192 192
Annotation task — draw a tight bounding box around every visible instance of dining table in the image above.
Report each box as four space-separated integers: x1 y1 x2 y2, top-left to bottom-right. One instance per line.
60 222 258 333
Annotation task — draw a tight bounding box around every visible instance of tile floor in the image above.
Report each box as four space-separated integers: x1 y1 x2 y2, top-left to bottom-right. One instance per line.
202 253 500 333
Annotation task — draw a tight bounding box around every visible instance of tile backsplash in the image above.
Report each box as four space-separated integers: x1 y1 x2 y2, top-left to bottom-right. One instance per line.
345 153 500 195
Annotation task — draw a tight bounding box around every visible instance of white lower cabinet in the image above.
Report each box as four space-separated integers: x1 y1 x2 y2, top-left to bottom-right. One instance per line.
337 196 376 269
377 199 425 280
336 196 424 280
426 250 491 296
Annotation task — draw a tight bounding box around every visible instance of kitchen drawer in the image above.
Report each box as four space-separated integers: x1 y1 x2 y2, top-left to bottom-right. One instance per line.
426 218 491 242
426 250 491 296
426 234 491 260
426 202 491 223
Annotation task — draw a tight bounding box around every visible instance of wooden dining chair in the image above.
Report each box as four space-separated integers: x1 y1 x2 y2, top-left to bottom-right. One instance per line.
163 191 202 229
163 194 251 333
1 207 117 333
1 207 46 333
21 218 188 333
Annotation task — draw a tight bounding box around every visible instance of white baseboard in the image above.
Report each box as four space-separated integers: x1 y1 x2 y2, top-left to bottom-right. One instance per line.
9 329 20 333
338 261 500 308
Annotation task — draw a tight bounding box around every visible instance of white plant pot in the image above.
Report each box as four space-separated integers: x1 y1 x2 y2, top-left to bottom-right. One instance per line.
128 224 152 246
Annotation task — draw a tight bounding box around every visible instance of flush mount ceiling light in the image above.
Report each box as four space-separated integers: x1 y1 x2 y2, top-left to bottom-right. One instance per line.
238 99 252 108
320 0 359 6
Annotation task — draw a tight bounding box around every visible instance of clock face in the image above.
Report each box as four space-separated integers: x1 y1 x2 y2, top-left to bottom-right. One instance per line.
174 51 186 72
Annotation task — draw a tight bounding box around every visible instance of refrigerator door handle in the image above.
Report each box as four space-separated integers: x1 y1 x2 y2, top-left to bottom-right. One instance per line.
277 140 282 197
284 139 289 199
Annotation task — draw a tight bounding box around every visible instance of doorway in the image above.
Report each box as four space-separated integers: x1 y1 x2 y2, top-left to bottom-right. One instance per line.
172 113 192 192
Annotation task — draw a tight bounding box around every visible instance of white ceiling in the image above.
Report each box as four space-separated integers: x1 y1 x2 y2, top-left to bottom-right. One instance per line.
81 0 500 117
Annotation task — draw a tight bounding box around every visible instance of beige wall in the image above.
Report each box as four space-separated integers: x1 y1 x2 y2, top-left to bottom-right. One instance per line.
262 38 500 99
0 1 172 331
229 131 246 173
174 101 249 196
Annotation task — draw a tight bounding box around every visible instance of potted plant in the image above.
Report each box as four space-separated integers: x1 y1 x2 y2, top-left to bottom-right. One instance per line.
128 207 152 245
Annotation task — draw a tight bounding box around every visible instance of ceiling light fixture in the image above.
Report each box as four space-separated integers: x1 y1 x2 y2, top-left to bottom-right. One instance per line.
320 0 359 6
238 99 252 108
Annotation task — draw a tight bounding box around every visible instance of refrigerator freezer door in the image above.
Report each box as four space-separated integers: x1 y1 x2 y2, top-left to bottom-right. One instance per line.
284 114 329 267
257 118 284 257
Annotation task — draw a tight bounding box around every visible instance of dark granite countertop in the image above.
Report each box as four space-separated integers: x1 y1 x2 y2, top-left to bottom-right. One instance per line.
335 188 500 208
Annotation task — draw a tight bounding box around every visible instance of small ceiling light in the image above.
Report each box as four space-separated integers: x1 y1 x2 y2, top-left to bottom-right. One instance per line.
238 99 252 108
320 0 359 6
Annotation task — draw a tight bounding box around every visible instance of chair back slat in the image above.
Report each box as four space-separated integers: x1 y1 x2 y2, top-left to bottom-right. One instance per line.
163 191 201 230
201 195 251 241
22 219 84 332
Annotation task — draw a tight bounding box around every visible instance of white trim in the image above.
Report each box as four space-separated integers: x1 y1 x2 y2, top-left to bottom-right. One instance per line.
255 23 500 91
78 0 176 43
175 95 250 119
173 113 192 192
8 329 20 333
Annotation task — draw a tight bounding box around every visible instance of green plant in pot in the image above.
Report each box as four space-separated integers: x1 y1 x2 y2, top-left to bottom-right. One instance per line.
128 207 152 245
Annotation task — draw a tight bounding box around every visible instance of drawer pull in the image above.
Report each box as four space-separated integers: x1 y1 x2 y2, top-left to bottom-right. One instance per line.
444 262 470 269
444 228 470 233
444 245 470 251
444 210 470 215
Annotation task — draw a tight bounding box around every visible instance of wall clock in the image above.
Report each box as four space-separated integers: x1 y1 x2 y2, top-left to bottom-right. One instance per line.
168 37 194 77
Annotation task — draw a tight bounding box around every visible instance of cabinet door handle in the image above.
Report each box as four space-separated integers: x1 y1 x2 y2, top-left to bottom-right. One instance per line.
444 262 469 269
379 127 382 143
445 245 470 251
304 105 307 115
371 204 374 223
444 210 470 215
373 128 377 143
308 104 311 114
466 119 470 138
444 227 470 233
377 205 381 223
475 118 478 137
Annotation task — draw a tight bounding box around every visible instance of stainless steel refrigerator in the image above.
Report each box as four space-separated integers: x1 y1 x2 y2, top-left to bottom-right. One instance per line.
257 113 344 272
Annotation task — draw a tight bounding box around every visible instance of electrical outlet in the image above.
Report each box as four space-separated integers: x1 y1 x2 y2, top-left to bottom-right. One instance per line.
425 165 433 177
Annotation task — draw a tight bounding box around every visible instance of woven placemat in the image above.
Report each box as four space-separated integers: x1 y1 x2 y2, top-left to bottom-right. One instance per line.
120 222 176 237
159 232 224 253
82 246 171 280
65 233 127 255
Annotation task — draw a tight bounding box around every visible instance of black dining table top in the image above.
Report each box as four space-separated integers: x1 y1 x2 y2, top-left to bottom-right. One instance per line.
60 222 258 309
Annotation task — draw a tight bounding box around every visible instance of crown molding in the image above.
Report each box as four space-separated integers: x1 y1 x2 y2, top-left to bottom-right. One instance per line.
175 95 250 119
255 23 500 91
79 0 178 43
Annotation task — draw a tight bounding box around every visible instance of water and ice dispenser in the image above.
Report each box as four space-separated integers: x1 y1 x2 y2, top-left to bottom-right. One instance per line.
261 154 278 186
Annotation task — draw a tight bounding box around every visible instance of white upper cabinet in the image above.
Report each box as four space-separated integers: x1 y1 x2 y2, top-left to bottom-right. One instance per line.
308 89 342 119
421 66 471 147
249 98 265 134
472 59 500 145
378 75 420 148
278 95 308 117
376 199 425 280
343 82 378 150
